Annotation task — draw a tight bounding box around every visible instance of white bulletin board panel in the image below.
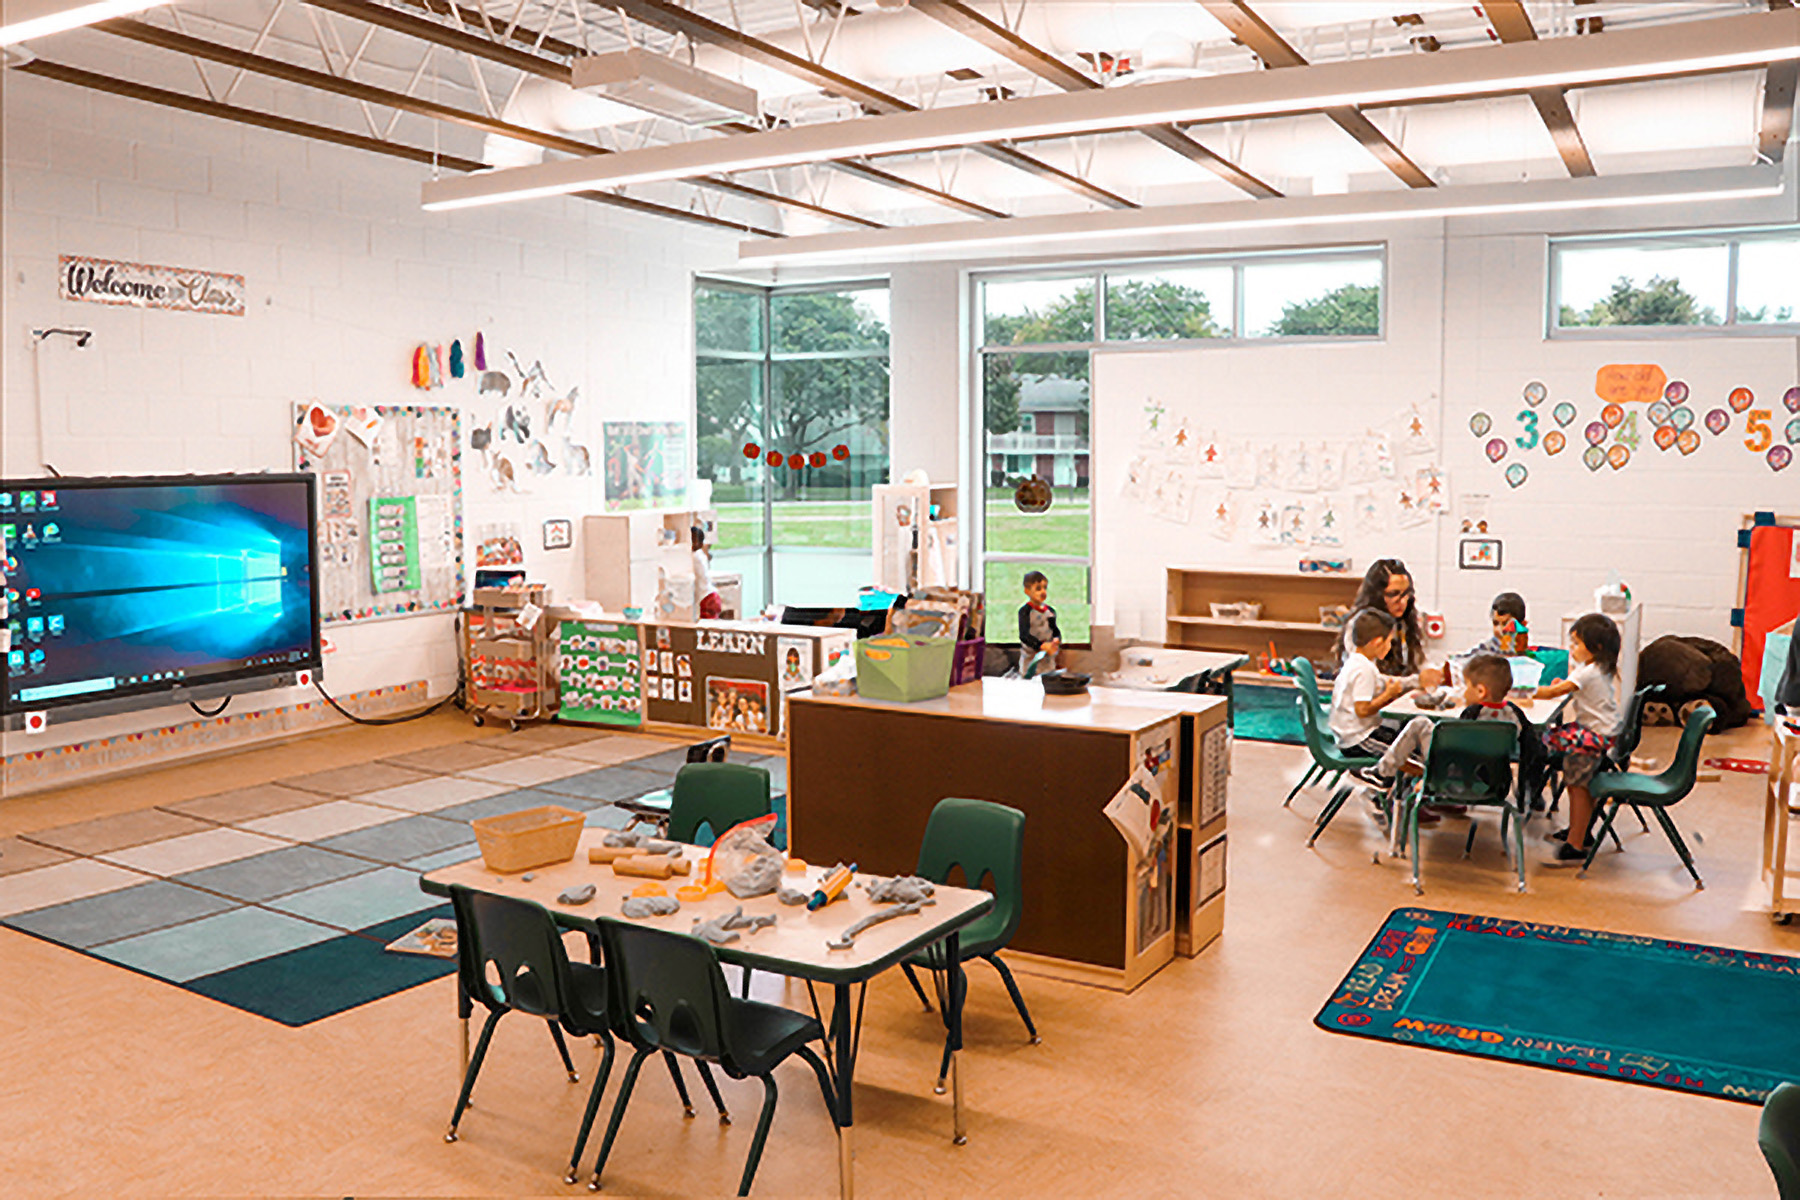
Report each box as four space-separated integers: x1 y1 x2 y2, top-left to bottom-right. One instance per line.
293 403 465 624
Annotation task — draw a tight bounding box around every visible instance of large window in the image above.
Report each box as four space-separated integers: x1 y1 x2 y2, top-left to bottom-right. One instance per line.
696 280 889 611
972 248 1385 644
1550 228 1800 333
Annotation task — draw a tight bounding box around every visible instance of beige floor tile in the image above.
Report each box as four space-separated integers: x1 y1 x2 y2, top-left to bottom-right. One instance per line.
0 859 153 917
455 755 592 787
489 723 607 750
161 783 323 824
0 837 74 877
544 734 682 766
24 808 215 856
98 828 290 876
379 743 526 774
357 777 513 815
282 762 439 797
237 800 404 842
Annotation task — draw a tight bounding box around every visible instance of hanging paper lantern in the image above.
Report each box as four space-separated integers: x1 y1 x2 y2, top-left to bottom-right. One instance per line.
787 453 805 469
766 449 783 466
809 451 827 468
743 442 761 459
832 444 850 461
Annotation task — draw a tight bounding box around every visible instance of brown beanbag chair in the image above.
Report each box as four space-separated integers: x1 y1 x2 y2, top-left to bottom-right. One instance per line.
1637 635 1755 730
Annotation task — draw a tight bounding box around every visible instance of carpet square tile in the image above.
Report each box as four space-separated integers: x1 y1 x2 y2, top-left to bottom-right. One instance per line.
584 805 632 831
430 787 577 824
5 879 238 950
402 843 480 873
99 828 290 876
543 735 678 766
537 766 671 805
737 754 789 791
491 723 608 751
617 747 691 777
0 859 156 918
265 866 441 930
456 754 594 787
238 800 404 842
24 808 215 857
314 815 474 865
172 845 378 904
94 906 339 983
283 762 439 797
163 782 335 824
0 837 74 877
356 776 512 815
378 742 527 774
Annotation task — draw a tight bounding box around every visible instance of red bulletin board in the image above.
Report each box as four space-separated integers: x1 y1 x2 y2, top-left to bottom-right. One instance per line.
1743 523 1800 707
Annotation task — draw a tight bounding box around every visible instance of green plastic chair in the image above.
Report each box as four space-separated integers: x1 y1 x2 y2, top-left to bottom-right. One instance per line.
1398 719 1521 894
1760 1082 1800 1200
1581 704 1715 887
667 762 773 846
1295 690 1383 846
588 919 836 1197
1285 659 1344 805
1172 655 1245 724
898 797 1036 1093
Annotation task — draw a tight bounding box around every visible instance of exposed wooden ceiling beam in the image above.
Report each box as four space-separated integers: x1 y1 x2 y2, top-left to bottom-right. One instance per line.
1481 1 1595 177
96 17 881 228
304 0 566 78
1197 0 1435 188
1763 0 1797 162
13 58 781 236
912 0 1281 198
603 0 1137 208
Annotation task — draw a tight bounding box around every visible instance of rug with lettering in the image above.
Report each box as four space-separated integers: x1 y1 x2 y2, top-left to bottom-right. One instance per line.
1316 907 1800 1104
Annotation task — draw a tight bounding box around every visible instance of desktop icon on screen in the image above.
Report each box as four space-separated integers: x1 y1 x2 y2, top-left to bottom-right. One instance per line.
6 650 23 670
25 618 42 640
19 493 34 510
0 494 12 509
39 491 55 508
47 615 64 635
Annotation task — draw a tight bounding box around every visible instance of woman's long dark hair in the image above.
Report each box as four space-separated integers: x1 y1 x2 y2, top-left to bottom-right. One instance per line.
1351 557 1422 675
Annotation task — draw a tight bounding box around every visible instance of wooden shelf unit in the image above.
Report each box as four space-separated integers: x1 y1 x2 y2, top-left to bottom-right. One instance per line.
1166 567 1359 661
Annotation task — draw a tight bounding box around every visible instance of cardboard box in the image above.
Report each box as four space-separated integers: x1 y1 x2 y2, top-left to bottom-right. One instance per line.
951 638 985 686
855 635 955 702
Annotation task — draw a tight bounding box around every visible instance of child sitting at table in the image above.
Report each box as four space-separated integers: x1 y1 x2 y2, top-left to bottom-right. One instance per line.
1469 592 1529 656
1329 609 1412 758
1537 613 1623 866
1359 654 1545 795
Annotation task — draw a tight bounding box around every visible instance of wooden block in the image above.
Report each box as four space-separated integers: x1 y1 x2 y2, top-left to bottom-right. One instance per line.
588 845 637 864
612 855 692 879
1695 771 1722 784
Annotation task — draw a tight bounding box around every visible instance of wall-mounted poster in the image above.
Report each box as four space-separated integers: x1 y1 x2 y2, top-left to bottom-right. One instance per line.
603 421 689 508
557 620 642 726
707 677 770 734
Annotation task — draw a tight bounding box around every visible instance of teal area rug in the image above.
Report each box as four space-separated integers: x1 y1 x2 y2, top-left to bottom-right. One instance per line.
1318 908 1800 1104
1231 682 1306 745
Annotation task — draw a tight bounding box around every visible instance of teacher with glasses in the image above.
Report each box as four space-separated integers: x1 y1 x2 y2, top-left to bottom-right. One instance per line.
1339 558 1443 689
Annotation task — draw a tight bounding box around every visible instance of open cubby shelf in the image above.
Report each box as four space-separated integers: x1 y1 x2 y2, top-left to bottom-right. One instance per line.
1166 567 1359 661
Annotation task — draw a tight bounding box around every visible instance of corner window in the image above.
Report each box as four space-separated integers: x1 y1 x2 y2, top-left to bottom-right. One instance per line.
1550 228 1800 334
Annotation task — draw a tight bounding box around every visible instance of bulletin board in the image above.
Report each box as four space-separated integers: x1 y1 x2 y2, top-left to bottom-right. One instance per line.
1740 518 1800 708
292 403 464 623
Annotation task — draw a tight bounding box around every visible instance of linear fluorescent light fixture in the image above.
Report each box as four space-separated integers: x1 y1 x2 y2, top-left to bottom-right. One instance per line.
735 167 1787 265
571 48 758 127
422 8 1800 213
1 0 171 44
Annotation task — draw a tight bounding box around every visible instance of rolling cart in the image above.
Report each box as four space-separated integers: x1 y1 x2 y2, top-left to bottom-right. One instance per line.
461 585 556 731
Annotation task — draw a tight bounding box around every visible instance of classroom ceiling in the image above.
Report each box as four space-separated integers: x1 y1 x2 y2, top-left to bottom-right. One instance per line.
7 0 1796 243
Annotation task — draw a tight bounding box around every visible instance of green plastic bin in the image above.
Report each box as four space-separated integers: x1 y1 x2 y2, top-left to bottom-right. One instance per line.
855 635 956 702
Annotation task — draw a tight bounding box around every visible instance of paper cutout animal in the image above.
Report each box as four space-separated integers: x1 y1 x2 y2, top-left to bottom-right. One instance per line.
508 351 550 400
562 439 592 476
477 371 511 396
501 404 531 443
545 385 578 431
528 441 557 475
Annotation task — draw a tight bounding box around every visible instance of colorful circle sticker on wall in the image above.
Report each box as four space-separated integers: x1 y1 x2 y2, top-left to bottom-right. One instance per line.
1669 405 1696 431
1787 416 1800 445
1677 429 1702 455
1607 444 1631 470
1543 429 1566 455
1504 463 1528 488
1600 402 1624 429
1646 400 1672 427
1583 445 1607 471
1584 420 1609 446
1522 381 1547 407
1729 387 1754 413
1485 437 1507 462
1653 424 1679 451
1470 412 1492 437
1665 380 1690 403
1785 386 1800 414
1704 408 1731 435
1771 445 1794 472
1552 402 1577 428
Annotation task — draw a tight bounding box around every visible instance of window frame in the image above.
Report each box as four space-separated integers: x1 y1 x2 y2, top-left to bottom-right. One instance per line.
1547 225 1800 339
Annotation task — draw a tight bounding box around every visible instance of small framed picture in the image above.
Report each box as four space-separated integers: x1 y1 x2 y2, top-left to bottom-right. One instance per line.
1459 537 1503 570
542 518 573 550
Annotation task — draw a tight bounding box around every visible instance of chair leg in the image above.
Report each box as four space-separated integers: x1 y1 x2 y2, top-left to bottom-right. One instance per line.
1579 803 1624 877
447 1009 503 1141
985 953 1039 1044
1652 806 1705 889
1307 784 1353 847
1409 795 1424 894
794 1044 837 1115
1631 804 1651 833
1512 807 1528 892
565 1032 616 1184
1463 819 1479 859
736 1075 781 1197
1285 763 1321 806
740 965 754 999
550 1020 580 1083
695 1061 731 1125
663 1051 696 1118
588 1048 650 1191
901 961 933 1012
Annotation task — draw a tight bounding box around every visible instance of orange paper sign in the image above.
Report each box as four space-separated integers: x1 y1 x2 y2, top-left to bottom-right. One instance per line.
1594 364 1667 404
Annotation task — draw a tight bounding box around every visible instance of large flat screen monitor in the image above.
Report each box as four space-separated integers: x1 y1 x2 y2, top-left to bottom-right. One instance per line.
1 474 321 715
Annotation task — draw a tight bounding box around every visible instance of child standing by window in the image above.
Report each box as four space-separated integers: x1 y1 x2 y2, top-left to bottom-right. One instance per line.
1537 613 1622 866
1018 570 1062 673
692 525 722 620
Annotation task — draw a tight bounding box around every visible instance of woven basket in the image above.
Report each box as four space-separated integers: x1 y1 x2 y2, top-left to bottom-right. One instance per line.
470 805 584 873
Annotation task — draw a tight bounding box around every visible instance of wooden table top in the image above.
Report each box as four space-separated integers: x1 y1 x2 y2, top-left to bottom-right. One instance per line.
1382 691 1565 728
789 677 1225 735
421 828 994 985
1100 649 1246 691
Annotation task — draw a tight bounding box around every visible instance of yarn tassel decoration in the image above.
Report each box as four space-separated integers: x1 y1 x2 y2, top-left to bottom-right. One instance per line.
473 331 487 372
429 343 445 388
411 344 431 389
449 339 465 378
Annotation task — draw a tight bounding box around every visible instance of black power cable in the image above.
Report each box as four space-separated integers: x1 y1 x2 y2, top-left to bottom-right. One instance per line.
313 677 462 726
189 696 231 717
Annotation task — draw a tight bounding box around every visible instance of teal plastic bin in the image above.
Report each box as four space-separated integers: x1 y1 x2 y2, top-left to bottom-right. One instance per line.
1527 647 1570 685
854 635 955 702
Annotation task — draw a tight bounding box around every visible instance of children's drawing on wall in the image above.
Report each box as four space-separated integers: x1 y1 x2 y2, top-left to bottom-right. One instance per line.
1394 483 1429 529
1352 490 1383 537
1254 443 1280 488
1137 397 1167 448
1168 417 1196 463
1251 497 1280 545
1311 497 1344 547
1277 440 1316 492
1278 501 1307 546
1194 431 1223 478
1342 438 1378 485
1209 494 1237 542
1121 455 1154 502
1316 440 1343 490
1223 440 1257 489
1150 466 1196 524
1416 466 1448 514
604 421 690 508
1402 403 1435 455
1370 431 1398 478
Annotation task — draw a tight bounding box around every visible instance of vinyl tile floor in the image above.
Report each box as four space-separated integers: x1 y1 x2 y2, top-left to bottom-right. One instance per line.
0 710 1786 1198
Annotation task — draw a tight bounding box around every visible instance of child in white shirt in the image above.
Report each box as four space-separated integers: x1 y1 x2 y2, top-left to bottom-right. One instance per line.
1330 609 1413 758
1535 613 1623 866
